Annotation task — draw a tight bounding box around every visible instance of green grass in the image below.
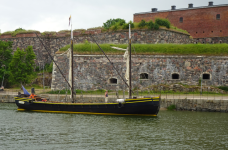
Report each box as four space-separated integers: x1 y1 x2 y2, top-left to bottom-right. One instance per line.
167 105 176 110
59 43 228 56
2 30 40 36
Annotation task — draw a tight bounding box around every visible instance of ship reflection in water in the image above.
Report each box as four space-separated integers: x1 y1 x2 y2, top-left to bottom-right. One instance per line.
0 103 228 149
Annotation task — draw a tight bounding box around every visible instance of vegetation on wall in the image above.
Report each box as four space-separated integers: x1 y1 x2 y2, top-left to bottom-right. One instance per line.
59 43 228 56
2 28 40 37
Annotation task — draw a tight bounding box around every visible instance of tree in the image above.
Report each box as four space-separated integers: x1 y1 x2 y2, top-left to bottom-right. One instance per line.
0 41 13 86
103 18 126 29
9 46 36 84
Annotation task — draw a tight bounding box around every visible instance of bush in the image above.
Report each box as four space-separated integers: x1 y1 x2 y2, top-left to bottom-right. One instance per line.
218 86 228 91
122 21 135 29
155 18 171 29
167 105 176 110
138 20 147 28
103 18 126 29
148 20 154 30
154 23 159 30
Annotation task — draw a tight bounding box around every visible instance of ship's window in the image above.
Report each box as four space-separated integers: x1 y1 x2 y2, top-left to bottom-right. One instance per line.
216 14 220 20
202 74 210 80
179 17 183 23
140 73 149 79
172 73 180 80
109 78 117 84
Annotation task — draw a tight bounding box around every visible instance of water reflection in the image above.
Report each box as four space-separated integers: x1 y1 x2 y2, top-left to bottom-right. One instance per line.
0 103 227 149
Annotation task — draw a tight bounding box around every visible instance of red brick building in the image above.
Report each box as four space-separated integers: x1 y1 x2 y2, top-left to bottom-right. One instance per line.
134 2 228 39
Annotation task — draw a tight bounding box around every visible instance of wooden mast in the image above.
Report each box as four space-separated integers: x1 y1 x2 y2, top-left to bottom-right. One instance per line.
129 24 132 99
70 16 74 103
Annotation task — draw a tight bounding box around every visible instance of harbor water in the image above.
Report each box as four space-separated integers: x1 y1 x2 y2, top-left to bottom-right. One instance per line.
0 103 228 150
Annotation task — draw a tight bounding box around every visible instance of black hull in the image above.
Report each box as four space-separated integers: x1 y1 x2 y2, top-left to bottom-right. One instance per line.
15 97 160 116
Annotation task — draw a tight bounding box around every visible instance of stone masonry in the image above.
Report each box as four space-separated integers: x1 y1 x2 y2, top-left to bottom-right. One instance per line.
51 54 228 91
0 29 192 65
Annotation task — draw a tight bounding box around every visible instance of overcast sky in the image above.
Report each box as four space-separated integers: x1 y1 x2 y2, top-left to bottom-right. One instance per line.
0 0 227 33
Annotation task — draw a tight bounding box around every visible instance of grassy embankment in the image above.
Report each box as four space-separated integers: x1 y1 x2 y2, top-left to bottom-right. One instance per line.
59 43 228 56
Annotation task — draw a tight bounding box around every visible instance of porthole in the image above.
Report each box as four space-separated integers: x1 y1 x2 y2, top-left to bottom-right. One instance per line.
202 73 210 80
172 73 180 80
140 73 149 79
109 78 117 84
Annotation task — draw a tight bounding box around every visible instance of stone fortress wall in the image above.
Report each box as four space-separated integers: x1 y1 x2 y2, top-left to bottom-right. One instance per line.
0 28 192 65
51 54 228 91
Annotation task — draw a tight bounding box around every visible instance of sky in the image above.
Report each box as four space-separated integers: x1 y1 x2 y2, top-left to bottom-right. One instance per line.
0 0 227 33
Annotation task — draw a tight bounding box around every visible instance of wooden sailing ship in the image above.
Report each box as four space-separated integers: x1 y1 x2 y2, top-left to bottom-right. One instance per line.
15 23 160 116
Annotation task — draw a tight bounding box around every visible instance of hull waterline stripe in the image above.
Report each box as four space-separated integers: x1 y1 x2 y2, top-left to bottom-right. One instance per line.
17 109 157 116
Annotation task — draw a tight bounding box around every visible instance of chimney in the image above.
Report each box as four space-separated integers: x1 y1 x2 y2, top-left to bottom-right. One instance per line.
188 3 193 8
171 5 176 10
209 1 213 6
151 8 158 12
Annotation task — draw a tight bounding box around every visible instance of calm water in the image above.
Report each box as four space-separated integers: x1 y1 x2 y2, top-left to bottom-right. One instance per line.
0 103 228 150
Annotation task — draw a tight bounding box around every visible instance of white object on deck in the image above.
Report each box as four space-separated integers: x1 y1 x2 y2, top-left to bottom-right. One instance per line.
116 99 125 103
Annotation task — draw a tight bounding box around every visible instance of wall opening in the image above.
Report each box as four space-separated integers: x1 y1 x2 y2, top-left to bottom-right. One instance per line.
216 14 220 20
140 73 149 79
179 17 183 23
172 73 180 80
202 74 210 80
109 78 117 84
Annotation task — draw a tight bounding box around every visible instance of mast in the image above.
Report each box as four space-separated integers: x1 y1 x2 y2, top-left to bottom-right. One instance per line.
129 24 132 98
70 16 74 103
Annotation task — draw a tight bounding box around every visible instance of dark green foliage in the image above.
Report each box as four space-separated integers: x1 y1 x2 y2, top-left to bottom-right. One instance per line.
9 46 36 84
155 18 171 29
122 21 135 29
112 24 118 31
103 18 126 29
35 66 40 72
154 23 159 30
0 41 13 86
46 62 53 73
148 20 154 30
14 28 26 32
138 20 147 28
218 86 228 91
167 105 176 110
198 78 202 86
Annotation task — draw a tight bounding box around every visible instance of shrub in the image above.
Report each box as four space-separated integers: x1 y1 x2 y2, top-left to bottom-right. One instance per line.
155 18 171 29
138 20 147 28
103 18 126 29
167 105 176 110
154 23 159 30
112 24 118 31
123 21 135 29
148 20 154 30
218 86 228 91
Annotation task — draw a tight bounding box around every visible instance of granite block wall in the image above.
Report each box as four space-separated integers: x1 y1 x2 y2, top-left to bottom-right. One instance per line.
51 54 228 91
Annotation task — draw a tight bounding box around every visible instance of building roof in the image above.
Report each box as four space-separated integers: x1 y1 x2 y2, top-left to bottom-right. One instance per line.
134 4 228 15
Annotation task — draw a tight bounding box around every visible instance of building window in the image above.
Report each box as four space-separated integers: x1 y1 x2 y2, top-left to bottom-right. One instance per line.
140 73 149 79
179 17 183 23
202 73 210 80
216 14 220 20
172 73 180 80
109 78 117 84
